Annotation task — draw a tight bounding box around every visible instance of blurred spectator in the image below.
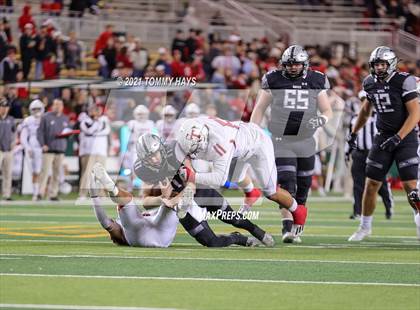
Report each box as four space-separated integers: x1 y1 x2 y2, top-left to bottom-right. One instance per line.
63 31 82 70
211 44 241 78
154 47 171 76
0 97 16 200
78 103 110 198
19 23 37 79
37 98 70 200
18 4 35 33
184 52 206 82
210 10 226 26
0 47 19 83
2 18 12 43
171 49 185 78
5 87 23 118
0 23 7 61
116 46 133 69
156 105 177 141
41 0 63 16
185 28 197 61
0 0 13 13
195 29 205 51
69 0 87 17
130 38 149 77
171 29 187 60
43 53 59 79
35 25 56 79
98 37 116 78
94 24 113 58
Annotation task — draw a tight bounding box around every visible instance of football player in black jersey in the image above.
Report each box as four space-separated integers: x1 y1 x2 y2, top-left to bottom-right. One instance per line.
347 46 420 241
134 133 275 247
251 45 332 243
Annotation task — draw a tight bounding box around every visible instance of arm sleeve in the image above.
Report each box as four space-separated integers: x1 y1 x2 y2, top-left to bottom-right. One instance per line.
402 75 418 103
92 197 114 230
80 118 100 135
195 145 235 188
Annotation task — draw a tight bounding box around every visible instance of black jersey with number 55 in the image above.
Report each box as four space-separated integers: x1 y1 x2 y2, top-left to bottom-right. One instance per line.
362 72 418 135
262 69 330 139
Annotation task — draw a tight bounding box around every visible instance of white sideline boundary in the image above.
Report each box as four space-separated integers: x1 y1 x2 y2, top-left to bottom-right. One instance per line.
1 253 419 265
1 273 419 287
0 304 177 310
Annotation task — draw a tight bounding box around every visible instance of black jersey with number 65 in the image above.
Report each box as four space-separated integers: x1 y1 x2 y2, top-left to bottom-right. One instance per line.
362 72 418 135
262 69 330 139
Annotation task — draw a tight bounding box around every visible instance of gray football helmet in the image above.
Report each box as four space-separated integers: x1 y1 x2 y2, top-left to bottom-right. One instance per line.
369 46 398 79
281 45 309 78
136 133 166 167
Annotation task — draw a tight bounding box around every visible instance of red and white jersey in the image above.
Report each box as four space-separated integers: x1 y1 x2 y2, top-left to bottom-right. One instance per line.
185 116 268 187
20 115 42 150
127 119 155 152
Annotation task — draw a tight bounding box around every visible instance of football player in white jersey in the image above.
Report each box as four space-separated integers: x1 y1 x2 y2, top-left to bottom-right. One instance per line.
156 105 177 142
175 116 308 229
124 104 155 188
89 163 180 247
20 99 44 201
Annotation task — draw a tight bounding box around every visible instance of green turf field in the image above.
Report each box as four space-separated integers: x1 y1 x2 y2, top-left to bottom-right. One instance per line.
0 196 419 310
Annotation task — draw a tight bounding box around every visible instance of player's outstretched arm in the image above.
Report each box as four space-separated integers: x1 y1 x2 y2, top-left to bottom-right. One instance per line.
318 90 333 121
251 89 272 126
351 99 372 134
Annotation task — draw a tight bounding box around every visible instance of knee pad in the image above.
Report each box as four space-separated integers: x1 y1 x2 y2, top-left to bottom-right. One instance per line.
277 171 297 197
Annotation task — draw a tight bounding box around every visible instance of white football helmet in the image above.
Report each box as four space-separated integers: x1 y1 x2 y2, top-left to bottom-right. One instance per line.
161 105 177 121
185 103 200 118
369 46 398 79
29 99 44 118
133 104 149 122
177 118 209 158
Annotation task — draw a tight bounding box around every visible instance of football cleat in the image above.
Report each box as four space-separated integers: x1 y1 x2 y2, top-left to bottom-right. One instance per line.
246 236 261 247
293 236 302 243
348 227 371 242
88 172 102 198
261 233 275 247
282 231 295 243
92 163 115 193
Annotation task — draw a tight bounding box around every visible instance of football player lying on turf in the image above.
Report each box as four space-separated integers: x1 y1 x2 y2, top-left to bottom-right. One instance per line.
89 163 177 247
175 117 307 236
134 133 274 247
90 162 261 247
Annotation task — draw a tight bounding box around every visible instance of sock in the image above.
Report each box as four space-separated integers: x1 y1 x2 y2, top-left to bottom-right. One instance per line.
242 182 254 193
33 183 39 196
414 212 420 227
288 199 298 212
282 218 293 234
360 215 373 230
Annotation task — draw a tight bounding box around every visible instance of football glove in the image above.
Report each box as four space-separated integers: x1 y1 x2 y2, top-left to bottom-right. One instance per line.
346 132 358 150
178 166 196 183
307 115 328 129
380 134 401 152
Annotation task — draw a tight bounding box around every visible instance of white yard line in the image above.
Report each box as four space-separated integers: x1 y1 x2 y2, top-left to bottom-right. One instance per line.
0 273 418 287
0 304 177 310
1 253 419 265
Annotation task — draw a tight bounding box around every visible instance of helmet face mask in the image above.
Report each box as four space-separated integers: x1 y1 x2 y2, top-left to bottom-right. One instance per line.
177 120 209 159
136 133 167 169
281 45 309 79
369 46 398 80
